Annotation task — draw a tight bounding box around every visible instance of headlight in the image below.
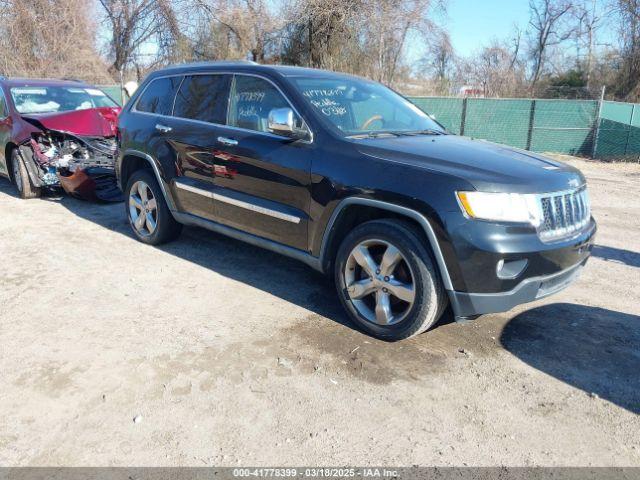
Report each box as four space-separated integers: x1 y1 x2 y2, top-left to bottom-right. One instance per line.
456 191 542 226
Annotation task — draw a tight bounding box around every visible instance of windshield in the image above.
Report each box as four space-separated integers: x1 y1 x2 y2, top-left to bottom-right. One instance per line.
291 76 444 137
10 86 118 114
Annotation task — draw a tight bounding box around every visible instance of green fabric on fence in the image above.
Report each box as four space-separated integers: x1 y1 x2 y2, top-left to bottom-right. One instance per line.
407 96 640 160
464 99 532 150
408 97 463 133
530 100 597 155
596 102 634 158
98 86 128 106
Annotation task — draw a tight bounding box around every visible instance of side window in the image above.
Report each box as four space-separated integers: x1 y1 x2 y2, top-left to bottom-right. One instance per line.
135 77 181 115
229 76 300 133
173 74 231 124
0 92 7 118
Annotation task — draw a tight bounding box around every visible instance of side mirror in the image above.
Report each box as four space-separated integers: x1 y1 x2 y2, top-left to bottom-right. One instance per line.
268 108 306 139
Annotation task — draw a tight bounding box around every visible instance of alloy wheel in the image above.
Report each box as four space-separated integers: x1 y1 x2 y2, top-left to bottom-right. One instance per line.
344 239 416 326
129 180 158 236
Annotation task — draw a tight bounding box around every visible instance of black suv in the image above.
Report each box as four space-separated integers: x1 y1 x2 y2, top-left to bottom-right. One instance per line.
116 61 596 341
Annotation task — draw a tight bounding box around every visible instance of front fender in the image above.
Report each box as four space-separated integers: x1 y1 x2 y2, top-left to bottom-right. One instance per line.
317 196 455 291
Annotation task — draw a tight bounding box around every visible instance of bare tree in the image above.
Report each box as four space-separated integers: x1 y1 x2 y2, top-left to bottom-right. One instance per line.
572 0 607 87
509 26 524 70
293 0 361 70
98 0 164 78
187 0 283 62
422 30 455 94
280 0 443 86
612 0 640 100
452 38 527 98
428 31 454 81
527 0 575 89
363 0 441 84
0 0 111 82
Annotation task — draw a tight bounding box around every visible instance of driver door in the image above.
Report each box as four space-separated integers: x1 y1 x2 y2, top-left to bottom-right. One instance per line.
211 74 313 251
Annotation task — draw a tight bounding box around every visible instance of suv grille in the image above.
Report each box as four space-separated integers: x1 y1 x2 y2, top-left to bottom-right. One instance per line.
538 187 590 242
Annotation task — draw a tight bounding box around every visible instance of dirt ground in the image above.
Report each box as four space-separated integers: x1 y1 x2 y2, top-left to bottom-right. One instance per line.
0 156 638 467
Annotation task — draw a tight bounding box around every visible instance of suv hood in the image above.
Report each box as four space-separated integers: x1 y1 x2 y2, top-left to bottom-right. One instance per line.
355 134 586 194
20 107 121 137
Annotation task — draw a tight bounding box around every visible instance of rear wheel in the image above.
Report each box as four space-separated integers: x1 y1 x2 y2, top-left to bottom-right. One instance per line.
125 169 182 245
11 149 41 199
335 219 447 341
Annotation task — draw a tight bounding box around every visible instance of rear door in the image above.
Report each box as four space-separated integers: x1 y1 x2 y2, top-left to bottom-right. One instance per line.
155 74 232 221
210 74 313 251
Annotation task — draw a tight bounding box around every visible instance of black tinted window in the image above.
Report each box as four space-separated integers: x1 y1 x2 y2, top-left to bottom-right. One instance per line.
136 77 181 115
173 75 231 124
229 75 297 133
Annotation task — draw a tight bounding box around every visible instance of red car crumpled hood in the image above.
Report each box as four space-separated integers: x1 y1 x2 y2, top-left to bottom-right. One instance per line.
21 106 121 137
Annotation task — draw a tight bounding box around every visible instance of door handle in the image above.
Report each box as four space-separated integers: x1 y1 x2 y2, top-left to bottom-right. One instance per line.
155 123 172 133
217 136 238 146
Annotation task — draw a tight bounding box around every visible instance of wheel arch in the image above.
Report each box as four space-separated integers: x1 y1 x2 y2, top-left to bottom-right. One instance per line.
120 149 176 211
7 142 42 187
318 198 454 291
4 142 17 182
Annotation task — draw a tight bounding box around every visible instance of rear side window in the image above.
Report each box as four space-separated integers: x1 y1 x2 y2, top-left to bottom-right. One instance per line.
0 92 7 118
135 77 181 115
173 74 231 124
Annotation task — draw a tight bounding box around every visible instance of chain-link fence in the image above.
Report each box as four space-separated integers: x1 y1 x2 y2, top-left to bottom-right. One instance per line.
408 96 640 162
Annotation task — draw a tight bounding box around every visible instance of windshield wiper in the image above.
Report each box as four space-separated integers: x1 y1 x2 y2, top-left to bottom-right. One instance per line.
391 129 446 136
347 129 446 139
347 131 402 139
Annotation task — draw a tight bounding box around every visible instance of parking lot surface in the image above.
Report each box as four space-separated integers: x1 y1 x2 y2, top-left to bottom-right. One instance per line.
0 157 638 466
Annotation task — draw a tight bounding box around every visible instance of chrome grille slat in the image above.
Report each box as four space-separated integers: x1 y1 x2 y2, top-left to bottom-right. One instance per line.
549 197 558 227
564 194 572 228
538 187 590 242
570 193 578 227
576 191 584 221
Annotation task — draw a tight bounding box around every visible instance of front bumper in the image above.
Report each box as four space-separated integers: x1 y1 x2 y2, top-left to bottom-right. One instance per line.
445 217 596 318
449 258 587 317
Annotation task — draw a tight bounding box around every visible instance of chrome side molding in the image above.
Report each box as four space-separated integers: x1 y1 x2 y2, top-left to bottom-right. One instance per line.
174 180 301 224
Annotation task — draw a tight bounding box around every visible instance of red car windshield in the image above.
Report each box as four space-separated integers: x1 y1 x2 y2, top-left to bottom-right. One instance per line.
10 86 118 114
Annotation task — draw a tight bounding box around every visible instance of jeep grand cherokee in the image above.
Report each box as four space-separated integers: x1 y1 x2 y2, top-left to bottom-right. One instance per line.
116 61 596 341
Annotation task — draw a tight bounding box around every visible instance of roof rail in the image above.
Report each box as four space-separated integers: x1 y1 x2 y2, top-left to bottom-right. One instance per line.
61 77 84 83
168 60 259 69
199 60 258 65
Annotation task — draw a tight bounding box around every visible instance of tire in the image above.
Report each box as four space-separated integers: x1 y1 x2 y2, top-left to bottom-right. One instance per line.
125 169 182 245
334 218 447 341
11 148 41 199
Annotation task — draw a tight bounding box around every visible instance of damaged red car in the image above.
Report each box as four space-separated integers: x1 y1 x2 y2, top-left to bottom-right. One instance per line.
0 77 122 201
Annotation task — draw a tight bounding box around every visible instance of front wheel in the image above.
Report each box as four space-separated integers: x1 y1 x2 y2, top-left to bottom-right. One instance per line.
125 169 182 245
11 149 41 199
335 219 447 341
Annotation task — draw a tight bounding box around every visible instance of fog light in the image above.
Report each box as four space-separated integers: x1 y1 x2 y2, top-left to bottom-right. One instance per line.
496 259 528 280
